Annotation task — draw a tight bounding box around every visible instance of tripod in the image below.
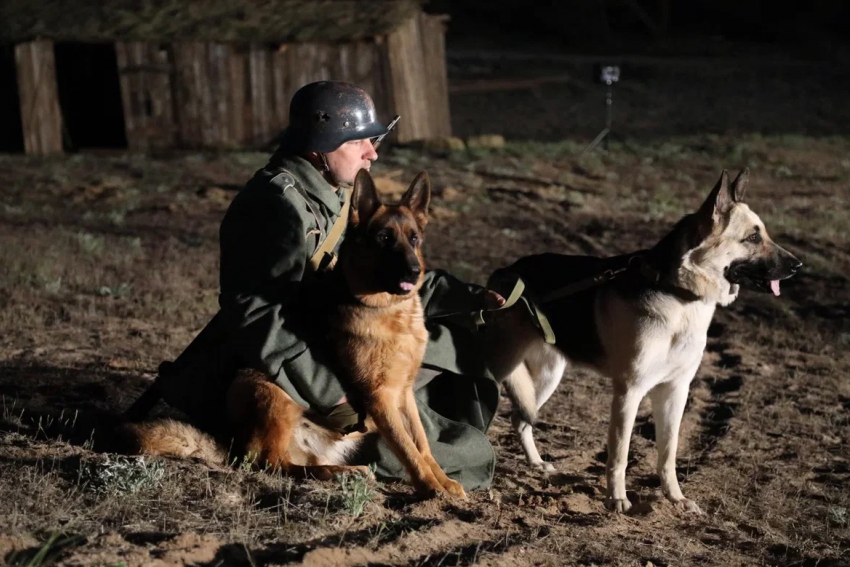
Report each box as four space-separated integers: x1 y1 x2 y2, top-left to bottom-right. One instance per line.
583 77 617 154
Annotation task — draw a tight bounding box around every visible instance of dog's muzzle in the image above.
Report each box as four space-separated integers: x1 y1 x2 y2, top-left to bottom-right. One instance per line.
726 254 802 297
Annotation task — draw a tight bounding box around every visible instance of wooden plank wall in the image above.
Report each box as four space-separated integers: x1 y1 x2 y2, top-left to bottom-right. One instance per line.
114 16 449 150
172 43 232 149
115 42 174 151
14 40 63 154
167 40 390 149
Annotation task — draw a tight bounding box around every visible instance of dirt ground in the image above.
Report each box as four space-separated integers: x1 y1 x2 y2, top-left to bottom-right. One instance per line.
2 54 850 566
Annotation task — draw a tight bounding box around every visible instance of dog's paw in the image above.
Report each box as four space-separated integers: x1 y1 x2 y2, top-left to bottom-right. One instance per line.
442 478 467 499
719 283 740 306
604 497 632 514
531 461 556 473
414 474 446 499
351 465 373 478
672 497 702 514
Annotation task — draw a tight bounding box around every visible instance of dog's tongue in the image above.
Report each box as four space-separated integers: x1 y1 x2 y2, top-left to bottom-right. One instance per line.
770 280 780 296
399 281 414 292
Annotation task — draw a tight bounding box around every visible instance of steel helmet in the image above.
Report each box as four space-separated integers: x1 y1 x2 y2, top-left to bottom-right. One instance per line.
278 81 388 153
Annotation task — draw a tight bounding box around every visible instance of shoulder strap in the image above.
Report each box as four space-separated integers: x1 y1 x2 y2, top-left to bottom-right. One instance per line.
270 170 325 248
308 187 352 273
268 169 351 273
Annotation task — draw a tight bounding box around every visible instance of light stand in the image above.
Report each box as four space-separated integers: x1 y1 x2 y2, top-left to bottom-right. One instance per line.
583 65 620 154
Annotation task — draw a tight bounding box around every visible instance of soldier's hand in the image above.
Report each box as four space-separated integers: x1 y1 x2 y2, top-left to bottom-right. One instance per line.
484 289 506 309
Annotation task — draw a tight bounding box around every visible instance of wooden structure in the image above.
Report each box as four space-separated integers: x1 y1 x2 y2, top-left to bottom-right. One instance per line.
14 40 63 154
1 1 451 154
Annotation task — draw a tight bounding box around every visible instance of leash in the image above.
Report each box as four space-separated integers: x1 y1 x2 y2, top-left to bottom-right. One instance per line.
476 277 557 345
537 254 659 304
451 253 661 346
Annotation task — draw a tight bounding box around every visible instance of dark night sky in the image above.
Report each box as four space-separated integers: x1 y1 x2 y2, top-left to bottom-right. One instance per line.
429 0 850 58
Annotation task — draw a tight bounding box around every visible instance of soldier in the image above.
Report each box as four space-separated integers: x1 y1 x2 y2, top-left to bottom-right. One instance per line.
128 81 505 490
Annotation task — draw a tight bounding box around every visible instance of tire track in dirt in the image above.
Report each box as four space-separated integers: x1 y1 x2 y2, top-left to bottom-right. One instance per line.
194 512 518 567
193 517 446 566
294 518 499 567
388 529 535 567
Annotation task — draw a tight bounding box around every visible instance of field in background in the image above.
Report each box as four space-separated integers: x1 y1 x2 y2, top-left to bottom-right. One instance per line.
1 132 848 565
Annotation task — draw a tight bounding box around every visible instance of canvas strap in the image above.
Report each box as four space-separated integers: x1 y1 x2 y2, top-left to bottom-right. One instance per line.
428 276 557 345
467 255 664 346
307 186 352 273
274 167 352 274
476 276 557 345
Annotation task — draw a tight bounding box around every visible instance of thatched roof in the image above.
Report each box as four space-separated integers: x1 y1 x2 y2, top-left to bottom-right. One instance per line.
0 0 425 43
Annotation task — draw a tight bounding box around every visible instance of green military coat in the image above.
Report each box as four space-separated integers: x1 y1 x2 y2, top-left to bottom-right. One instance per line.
159 153 500 490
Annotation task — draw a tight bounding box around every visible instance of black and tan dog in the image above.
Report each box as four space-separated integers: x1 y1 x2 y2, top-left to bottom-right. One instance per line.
124 170 464 498
485 169 801 513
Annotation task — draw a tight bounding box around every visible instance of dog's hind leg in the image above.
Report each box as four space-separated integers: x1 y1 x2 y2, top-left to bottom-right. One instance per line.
505 362 549 470
228 371 369 479
118 419 228 465
650 374 702 514
508 342 567 472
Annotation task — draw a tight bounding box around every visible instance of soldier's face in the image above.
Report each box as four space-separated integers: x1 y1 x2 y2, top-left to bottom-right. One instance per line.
325 138 378 186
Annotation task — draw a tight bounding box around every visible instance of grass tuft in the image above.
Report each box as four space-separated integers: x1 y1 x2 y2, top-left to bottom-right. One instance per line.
335 467 376 518
77 455 165 495
7 532 85 567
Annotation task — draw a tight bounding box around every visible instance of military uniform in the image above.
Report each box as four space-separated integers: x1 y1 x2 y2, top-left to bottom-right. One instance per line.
159 152 500 490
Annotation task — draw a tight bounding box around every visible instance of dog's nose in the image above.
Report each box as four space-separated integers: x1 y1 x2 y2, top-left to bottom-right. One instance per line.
408 263 422 276
790 260 803 272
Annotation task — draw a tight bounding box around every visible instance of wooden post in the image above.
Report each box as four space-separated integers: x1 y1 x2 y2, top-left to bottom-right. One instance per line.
228 46 248 146
248 44 273 147
384 17 428 143
419 14 452 138
172 43 211 148
272 45 291 140
383 13 452 143
204 43 232 147
115 42 175 151
14 40 63 155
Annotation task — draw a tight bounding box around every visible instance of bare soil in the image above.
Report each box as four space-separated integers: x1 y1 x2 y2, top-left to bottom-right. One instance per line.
1 55 850 566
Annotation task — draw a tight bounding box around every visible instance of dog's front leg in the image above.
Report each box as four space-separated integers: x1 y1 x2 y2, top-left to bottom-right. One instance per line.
368 390 445 496
605 385 643 513
650 377 702 514
402 388 466 498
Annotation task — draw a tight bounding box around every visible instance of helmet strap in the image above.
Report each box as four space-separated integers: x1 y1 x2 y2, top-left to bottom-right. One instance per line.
318 152 343 187
318 152 331 173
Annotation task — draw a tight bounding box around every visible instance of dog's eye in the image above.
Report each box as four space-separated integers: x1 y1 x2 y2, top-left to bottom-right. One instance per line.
376 232 391 245
744 233 762 244
409 234 420 246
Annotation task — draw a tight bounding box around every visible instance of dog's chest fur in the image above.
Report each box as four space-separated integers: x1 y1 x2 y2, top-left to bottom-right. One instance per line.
597 289 716 386
333 295 428 390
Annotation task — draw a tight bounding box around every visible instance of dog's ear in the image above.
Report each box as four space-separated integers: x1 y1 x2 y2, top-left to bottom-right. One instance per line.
693 170 735 240
699 169 735 220
350 169 382 227
401 171 431 229
730 168 748 203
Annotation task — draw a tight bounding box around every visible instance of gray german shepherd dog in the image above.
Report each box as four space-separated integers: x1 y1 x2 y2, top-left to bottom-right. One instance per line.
485 169 801 514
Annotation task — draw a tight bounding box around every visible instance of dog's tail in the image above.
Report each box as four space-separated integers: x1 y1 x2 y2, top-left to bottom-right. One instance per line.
503 363 538 426
117 419 229 466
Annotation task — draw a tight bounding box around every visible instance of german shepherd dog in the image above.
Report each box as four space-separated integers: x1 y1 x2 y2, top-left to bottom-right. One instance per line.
484 169 801 513
124 170 465 498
